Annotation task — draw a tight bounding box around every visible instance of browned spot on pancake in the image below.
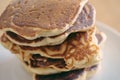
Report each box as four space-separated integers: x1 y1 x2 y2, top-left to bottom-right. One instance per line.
68 44 98 61
65 28 98 62
10 44 19 54
24 61 29 66
30 54 66 68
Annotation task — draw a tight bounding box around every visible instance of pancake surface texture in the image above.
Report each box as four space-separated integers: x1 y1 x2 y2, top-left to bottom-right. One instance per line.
0 0 88 39
5 3 96 47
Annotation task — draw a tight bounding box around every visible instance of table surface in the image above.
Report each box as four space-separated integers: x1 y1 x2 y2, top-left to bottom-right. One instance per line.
0 0 120 32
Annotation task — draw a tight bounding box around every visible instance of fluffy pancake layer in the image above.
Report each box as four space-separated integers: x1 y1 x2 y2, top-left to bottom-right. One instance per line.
5 3 96 47
33 65 100 80
0 0 88 39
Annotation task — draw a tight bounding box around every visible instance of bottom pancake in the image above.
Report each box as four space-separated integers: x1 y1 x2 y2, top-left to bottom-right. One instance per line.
33 65 100 80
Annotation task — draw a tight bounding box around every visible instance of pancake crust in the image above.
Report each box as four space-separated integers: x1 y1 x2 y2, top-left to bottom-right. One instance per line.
5 3 96 47
0 0 88 39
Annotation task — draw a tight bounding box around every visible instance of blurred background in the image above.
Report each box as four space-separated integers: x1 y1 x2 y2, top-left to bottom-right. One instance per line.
0 0 120 32
90 0 120 32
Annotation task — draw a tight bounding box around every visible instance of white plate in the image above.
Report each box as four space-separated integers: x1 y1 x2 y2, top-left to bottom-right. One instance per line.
0 22 120 80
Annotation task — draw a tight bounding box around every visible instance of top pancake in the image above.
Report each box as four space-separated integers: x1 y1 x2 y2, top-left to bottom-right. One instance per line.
0 0 88 39
5 3 96 47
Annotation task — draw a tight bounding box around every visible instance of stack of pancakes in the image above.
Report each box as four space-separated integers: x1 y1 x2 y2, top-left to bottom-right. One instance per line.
0 0 106 80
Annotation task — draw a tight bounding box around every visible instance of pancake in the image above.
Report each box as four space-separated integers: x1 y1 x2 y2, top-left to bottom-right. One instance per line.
0 30 101 74
33 65 99 80
17 33 105 75
14 51 101 75
1 27 98 58
16 52 100 75
5 3 96 47
16 53 65 75
1 31 106 59
0 0 88 40
0 30 103 74
17 28 99 60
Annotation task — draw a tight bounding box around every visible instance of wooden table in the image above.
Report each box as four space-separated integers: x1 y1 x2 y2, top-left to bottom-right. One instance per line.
0 0 120 32
90 0 120 32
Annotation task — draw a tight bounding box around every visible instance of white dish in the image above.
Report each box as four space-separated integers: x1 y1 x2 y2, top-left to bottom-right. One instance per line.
0 22 120 80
